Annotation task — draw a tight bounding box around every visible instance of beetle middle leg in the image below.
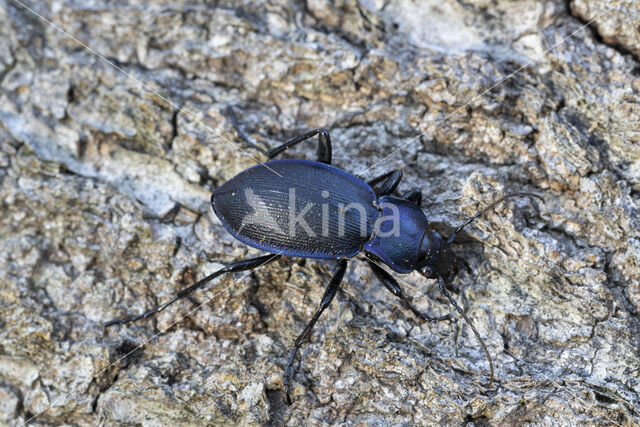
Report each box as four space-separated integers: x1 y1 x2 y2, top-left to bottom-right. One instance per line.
284 259 347 404
367 260 452 323
105 254 281 327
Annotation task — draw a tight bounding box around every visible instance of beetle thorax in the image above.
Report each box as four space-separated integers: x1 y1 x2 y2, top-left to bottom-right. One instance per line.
362 196 431 274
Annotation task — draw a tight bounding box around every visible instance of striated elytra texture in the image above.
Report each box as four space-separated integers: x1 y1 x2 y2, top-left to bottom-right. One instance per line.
213 159 379 259
0 0 639 424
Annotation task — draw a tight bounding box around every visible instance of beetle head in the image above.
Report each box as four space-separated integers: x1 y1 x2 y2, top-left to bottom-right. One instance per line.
417 230 459 283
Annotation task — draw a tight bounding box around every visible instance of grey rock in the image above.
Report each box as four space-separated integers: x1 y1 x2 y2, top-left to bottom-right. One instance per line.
572 0 640 57
0 0 639 424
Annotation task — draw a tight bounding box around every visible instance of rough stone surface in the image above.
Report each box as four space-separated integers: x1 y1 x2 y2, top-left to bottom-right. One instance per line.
1 0 639 425
572 0 640 57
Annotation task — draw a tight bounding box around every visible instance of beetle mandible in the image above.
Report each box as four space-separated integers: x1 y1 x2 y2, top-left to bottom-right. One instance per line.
106 109 542 403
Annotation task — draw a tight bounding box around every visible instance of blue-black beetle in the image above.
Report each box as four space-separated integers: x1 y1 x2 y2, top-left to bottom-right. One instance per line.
106 109 541 403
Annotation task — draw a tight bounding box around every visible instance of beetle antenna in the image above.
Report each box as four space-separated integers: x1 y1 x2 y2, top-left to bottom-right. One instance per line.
446 192 543 244
438 275 494 387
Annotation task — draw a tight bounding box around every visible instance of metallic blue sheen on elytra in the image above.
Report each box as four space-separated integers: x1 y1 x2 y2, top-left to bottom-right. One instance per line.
363 195 430 274
212 159 380 259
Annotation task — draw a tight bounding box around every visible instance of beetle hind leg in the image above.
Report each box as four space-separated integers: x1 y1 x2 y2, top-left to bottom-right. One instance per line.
284 259 347 404
104 254 281 327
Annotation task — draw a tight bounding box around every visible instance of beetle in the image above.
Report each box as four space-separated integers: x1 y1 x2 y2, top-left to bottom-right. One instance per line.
106 110 542 403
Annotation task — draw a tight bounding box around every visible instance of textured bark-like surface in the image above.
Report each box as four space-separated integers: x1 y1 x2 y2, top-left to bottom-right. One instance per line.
1 0 639 425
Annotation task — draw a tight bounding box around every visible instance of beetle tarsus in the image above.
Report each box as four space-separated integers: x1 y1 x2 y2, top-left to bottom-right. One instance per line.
284 347 298 405
267 128 332 164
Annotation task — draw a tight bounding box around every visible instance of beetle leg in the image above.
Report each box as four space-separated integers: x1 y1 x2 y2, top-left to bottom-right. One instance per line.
104 254 281 327
367 169 402 196
456 256 472 275
284 259 347 404
367 261 452 323
401 188 422 206
225 106 270 155
267 129 332 164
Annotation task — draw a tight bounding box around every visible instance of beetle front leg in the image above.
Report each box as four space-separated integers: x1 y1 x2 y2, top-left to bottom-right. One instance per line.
284 259 347 404
367 260 451 323
105 254 281 327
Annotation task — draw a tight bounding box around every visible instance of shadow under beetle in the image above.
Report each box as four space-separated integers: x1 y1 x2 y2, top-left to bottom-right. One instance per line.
106 110 542 403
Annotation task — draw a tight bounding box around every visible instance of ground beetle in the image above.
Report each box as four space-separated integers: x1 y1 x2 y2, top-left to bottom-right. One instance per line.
106 109 542 403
